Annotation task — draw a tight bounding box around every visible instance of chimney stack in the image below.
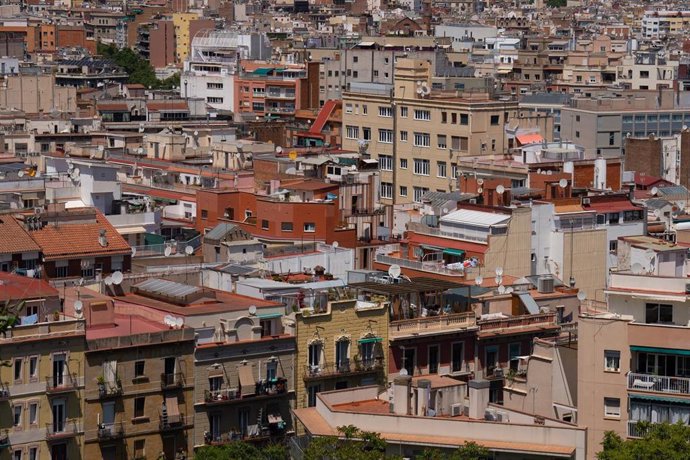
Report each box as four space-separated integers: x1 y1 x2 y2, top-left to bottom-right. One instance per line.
392 374 412 415
468 379 490 420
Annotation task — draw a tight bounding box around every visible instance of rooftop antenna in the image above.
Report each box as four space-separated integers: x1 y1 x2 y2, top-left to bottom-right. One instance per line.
388 264 402 280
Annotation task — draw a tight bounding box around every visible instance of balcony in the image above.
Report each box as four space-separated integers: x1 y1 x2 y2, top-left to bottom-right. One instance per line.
46 420 79 441
304 358 382 380
204 378 288 405
266 106 295 114
478 313 558 338
266 91 296 99
46 373 78 394
628 420 651 439
0 430 9 450
390 312 477 340
161 372 184 390
375 253 466 278
627 372 690 396
159 413 186 432
0 382 8 401
97 422 125 441
98 381 123 399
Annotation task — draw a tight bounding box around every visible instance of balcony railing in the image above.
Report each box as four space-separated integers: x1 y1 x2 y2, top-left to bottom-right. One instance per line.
628 420 651 439
0 430 9 449
98 381 123 399
478 313 557 333
159 413 186 431
627 372 690 395
204 378 288 404
46 420 79 440
304 358 382 379
46 373 78 394
0 382 8 401
97 422 125 441
375 254 466 277
161 372 184 390
390 312 477 339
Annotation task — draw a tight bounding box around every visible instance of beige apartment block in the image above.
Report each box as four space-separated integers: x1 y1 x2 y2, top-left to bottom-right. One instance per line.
294 293 389 409
342 58 518 204
0 74 77 114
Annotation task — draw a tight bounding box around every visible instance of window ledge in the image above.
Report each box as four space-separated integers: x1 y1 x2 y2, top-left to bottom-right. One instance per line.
131 416 150 424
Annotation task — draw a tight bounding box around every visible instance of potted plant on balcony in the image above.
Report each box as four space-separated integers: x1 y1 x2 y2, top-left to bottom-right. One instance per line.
97 376 106 396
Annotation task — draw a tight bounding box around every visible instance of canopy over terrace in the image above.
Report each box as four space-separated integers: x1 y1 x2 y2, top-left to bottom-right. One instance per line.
349 277 489 321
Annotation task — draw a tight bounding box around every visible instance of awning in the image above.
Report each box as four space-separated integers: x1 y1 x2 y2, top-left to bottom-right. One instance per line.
421 245 444 252
268 414 284 425
257 313 282 319
253 67 272 75
630 346 690 357
116 225 147 235
165 396 180 424
630 394 690 405
516 133 544 145
358 337 383 344
238 365 256 396
517 292 540 315
443 248 465 257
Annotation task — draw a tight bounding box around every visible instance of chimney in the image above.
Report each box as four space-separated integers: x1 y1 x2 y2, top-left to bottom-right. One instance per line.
415 379 431 416
98 229 108 248
392 374 412 415
468 379 490 420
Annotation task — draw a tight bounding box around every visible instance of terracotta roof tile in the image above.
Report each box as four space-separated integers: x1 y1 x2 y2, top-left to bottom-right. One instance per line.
0 215 41 255
29 210 131 261
0 272 58 302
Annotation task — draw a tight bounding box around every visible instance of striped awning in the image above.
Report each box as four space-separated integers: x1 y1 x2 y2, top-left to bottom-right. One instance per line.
238 365 256 396
358 337 383 344
630 346 690 356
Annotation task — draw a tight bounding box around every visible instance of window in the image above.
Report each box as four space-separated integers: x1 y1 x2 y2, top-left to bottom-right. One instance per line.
13 405 21 426
378 106 393 117
609 132 615 146
437 161 447 178
451 342 464 373
451 163 459 179
134 440 145 460
345 125 359 139
380 182 393 199
134 397 145 418
400 130 408 142
609 240 618 253
201 209 208 219
460 114 469 125
353 56 358 63
353 71 358 78
604 350 620 372
509 343 521 371
428 345 439 374
490 115 500 125
261 220 269 230
303 223 316 233
29 356 37 380
134 361 145 378
308 343 322 368
451 113 457 124
335 340 349 370
441 111 447 123
281 222 293 232
378 129 393 144
362 127 371 141
640 70 649 79
29 402 37 425
345 104 353 114
307 384 321 407
452 136 469 151
14 358 22 382
608 213 620 225
13 451 20 460
379 155 393 171
29 448 37 460
399 186 408 197
413 186 429 203
414 159 430 176
207 97 224 104
437 135 447 149
260 319 273 337
362 105 367 115
575 131 580 138
414 109 431 121
413 132 430 147
400 158 408 169
207 82 223 89
400 106 408 117
645 303 673 324
604 397 621 418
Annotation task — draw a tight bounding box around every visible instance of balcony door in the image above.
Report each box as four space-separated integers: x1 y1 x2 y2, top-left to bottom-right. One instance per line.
103 401 115 430
52 398 66 433
403 348 416 376
53 353 66 387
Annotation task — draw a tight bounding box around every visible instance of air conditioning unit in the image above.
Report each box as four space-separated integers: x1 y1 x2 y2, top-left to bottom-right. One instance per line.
484 408 497 421
493 367 504 378
582 197 591 205
451 403 464 416
496 411 509 422
538 275 555 293
685 283 690 295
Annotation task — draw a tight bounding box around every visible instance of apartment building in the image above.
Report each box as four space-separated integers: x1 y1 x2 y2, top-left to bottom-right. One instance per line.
617 52 677 91
578 236 690 458
0 274 85 460
642 10 690 38
293 289 388 408
342 58 519 204
69 288 196 460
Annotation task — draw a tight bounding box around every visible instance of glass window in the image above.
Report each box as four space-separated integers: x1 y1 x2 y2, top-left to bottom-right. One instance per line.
134 361 145 377
281 222 293 232
303 223 316 233
604 397 621 417
380 182 393 199
378 155 393 171
604 350 620 372
413 159 430 175
134 397 145 418
645 303 673 324
451 342 464 373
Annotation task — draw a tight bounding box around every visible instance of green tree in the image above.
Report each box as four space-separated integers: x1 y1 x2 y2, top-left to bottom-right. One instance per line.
304 425 393 460
418 442 490 460
96 42 179 90
597 422 690 460
546 0 566 6
194 442 287 460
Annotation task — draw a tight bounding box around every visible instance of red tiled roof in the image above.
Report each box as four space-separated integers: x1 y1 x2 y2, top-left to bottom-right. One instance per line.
146 101 189 112
29 210 131 261
582 197 641 213
516 133 544 145
0 216 41 255
97 102 128 111
0 272 58 302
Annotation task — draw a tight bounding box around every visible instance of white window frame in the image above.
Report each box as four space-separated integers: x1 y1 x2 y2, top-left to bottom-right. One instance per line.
380 182 393 199
413 132 431 148
604 397 621 418
414 109 431 121
414 159 430 176
604 350 620 372
378 155 393 171
378 129 393 144
378 106 393 117
345 125 359 140
437 161 447 178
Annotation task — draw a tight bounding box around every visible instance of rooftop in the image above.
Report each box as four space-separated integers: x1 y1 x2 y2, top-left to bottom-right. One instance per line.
0 214 41 255
0 272 58 302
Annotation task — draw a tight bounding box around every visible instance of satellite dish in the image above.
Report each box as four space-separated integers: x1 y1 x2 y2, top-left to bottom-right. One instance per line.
477 178 484 186
131 247 137 257
475 276 483 286
74 300 83 313
442 207 449 214
184 245 194 256
653 209 662 218
73 168 80 177
651 187 659 196
645 249 656 260
388 264 402 279
576 291 587 301
78 278 85 286
276 146 283 154
399 368 408 376
631 263 644 275
537 169 542 174
495 276 503 285
498 285 506 294
495 267 504 276
248 305 257 316
175 317 184 327
505 287 514 294
164 246 173 257
17 170 24 178
496 185 505 194
477 187 483 194
104 276 113 286
164 315 174 326
111 271 123 285
558 178 568 188
332 241 339 249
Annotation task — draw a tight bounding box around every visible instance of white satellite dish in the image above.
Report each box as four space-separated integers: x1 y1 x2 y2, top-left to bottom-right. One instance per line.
164 315 174 326
175 317 184 328
17 170 24 178
111 271 124 285
74 300 83 313
332 241 339 249
164 246 173 257
388 264 402 279
477 178 484 186
73 168 80 177
184 245 194 256
631 263 644 275
496 185 505 194
495 267 504 276
498 285 506 294
475 276 483 286
558 178 568 188
651 187 659 196
249 305 257 316
399 368 408 376
276 146 283 154
505 287 514 294
78 277 85 286
576 291 587 301
653 209 662 218
104 276 113 286
477 187 483 194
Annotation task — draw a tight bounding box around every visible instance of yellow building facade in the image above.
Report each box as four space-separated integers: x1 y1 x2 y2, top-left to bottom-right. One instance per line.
171 13 198 63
